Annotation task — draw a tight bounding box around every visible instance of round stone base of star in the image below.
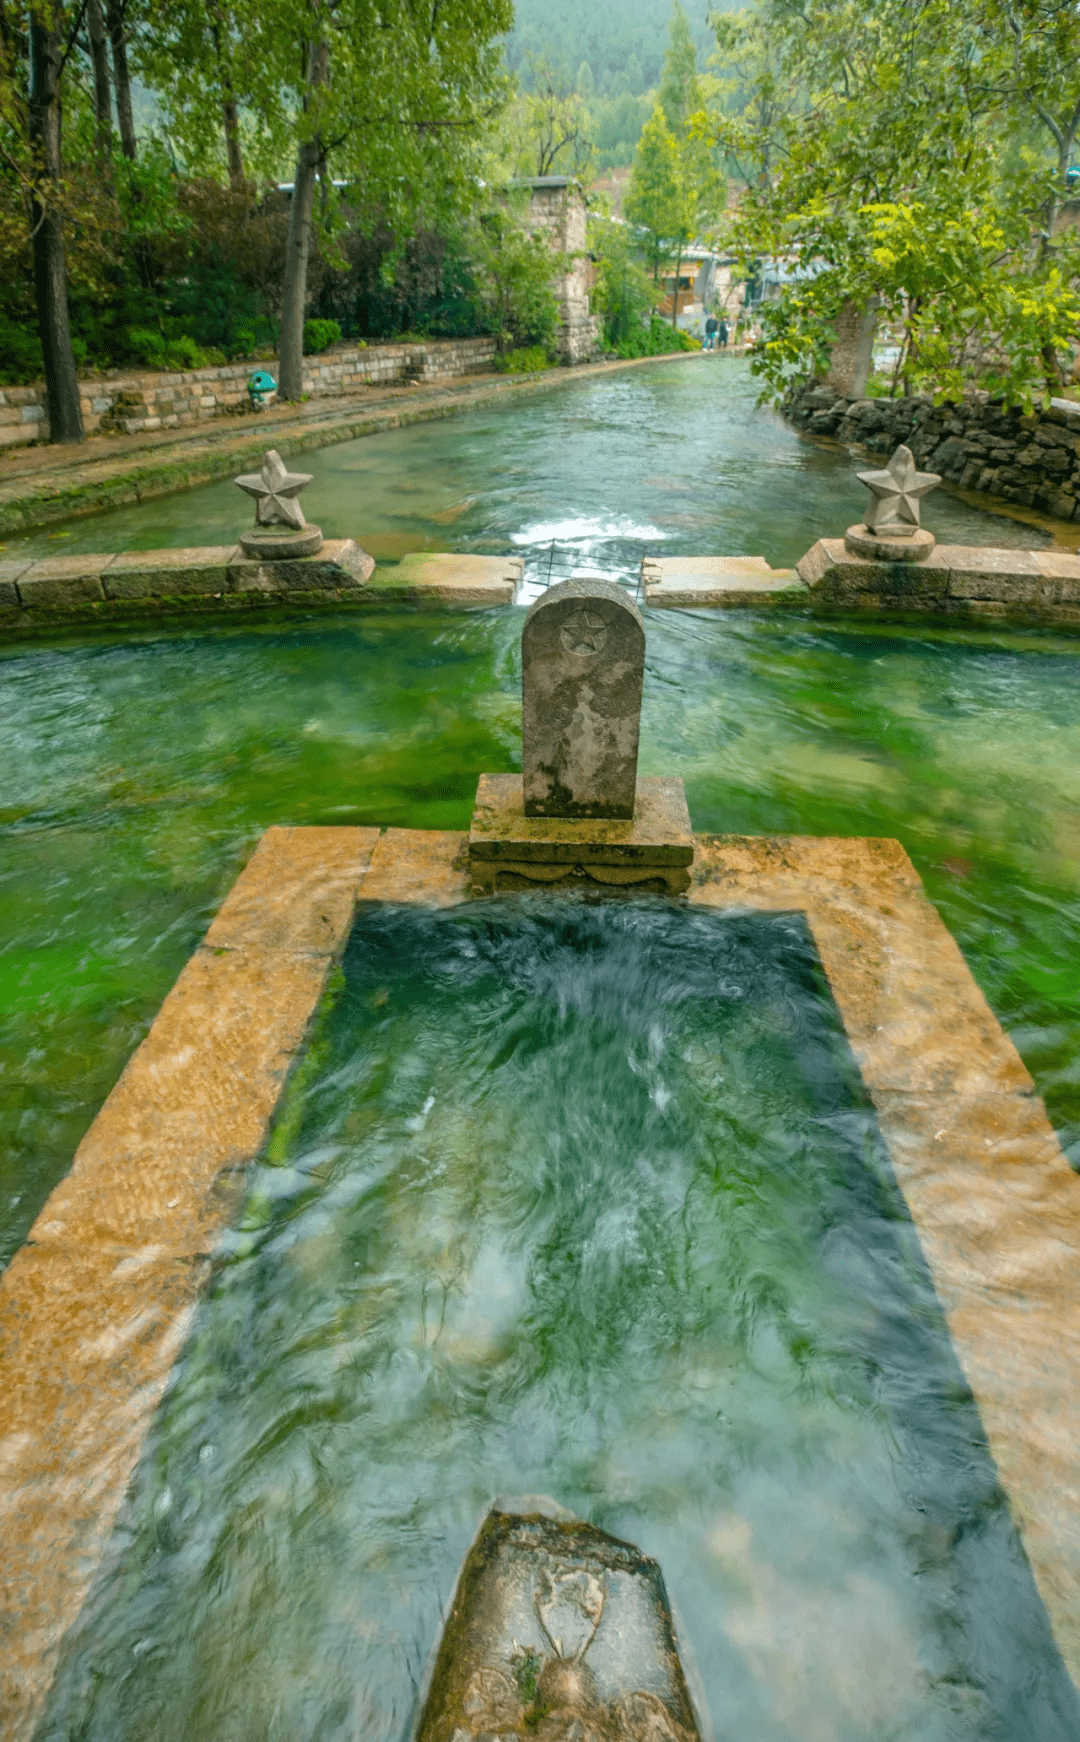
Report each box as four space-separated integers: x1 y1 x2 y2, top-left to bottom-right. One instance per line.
240 525 324 559
844 524 936 562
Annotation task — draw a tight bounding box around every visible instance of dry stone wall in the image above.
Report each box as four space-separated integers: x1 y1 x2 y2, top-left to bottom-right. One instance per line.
0 337 498 449
786 381 1080 524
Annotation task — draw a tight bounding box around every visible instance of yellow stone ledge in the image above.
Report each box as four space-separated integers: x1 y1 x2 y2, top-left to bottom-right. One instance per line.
3 824 1080 1736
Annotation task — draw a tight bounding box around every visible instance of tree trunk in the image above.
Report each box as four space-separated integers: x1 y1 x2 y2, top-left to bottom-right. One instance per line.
209 3 244 188
278 38 330 401
87 0 112 156
28 9 84 445
1042 338 1063 394
105 0 137 160
222 92 244 187
670 246 682 328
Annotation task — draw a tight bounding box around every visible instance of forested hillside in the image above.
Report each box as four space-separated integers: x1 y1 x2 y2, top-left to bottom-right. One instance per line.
506 0 716 97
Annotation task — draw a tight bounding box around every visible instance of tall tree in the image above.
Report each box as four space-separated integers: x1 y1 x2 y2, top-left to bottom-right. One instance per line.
278 32 329 400
248 0 512 401
85 0 112 156
104 0 136 159
657 1 697 139
26 1 84 442
627 97 718 324
207 1 243 188
503 57 594 181
144 0 250 186
707 0 1080 403
626 104 686 283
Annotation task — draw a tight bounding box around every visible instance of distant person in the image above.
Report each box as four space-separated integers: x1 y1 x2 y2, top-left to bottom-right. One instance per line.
703 314 718 351
717 318 730 349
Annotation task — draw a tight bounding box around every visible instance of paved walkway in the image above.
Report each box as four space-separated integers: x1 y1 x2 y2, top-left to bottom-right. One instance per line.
0 351 716 537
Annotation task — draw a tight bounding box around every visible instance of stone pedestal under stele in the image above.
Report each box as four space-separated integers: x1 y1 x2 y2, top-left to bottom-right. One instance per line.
469 576 694 895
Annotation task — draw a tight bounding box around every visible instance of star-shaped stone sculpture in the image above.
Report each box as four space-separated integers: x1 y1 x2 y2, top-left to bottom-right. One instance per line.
234 449 313 529
858 444 941 535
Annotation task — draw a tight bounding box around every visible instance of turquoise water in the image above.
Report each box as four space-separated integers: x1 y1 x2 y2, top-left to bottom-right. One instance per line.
3 357 1052 572
40 903 1079 1740
4 358 1080 1736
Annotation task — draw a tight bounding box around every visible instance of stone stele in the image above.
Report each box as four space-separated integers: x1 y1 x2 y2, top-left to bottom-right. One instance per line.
522 578 644 820
413 1500 705 1742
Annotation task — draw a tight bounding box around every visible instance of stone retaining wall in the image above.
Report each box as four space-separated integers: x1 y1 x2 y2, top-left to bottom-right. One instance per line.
786 381 1080 524
796 538 1080 627
0 540 375 634
0 337 498 448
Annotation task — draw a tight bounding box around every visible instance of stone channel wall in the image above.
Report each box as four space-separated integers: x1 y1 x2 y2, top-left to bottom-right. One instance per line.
0 337 498 449
786 381 1080 524
0 540 375 635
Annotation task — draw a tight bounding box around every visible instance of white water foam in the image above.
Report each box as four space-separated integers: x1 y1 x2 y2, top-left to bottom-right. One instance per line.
510 515 666 548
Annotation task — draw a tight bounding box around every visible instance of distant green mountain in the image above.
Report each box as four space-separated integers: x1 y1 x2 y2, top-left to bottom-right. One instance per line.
506 0 718 98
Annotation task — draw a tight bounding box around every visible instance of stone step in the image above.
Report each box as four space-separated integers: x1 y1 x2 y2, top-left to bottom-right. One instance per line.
641 554 807 607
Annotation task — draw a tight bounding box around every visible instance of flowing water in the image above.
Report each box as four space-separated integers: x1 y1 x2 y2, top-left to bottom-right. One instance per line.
4 358 1080 1737
39 903 1080 1740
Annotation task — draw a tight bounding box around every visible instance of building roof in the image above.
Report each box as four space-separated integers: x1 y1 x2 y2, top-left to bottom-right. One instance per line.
510 176 577 189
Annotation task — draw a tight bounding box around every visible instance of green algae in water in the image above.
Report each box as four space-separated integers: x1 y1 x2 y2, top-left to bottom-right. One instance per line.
3 360 1079 1267
4 604 1080 1268
42 903 1080 1742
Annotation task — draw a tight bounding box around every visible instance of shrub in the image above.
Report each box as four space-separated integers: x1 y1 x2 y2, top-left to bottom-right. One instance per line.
499 345 552 373
612 315 698 359
303 317 341 354
123 329 212 371
0 316 42 385
589 214 655 351
471 208 559 356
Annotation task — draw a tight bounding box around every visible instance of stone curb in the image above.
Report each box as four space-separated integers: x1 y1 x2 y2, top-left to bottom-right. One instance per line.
796 537 1080 627
0 546 530 639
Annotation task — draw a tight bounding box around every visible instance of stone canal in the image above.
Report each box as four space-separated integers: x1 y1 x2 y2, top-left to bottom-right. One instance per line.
3 357 1080 1740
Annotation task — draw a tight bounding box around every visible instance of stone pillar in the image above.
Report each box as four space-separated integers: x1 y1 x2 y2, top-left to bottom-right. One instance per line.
824 298 878 399
521 578 644 819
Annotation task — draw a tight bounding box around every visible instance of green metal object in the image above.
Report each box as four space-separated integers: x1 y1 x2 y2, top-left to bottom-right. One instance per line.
247 369 277 409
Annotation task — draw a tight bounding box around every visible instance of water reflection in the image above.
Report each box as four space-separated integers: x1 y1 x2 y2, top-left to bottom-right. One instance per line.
41 903 1080 1741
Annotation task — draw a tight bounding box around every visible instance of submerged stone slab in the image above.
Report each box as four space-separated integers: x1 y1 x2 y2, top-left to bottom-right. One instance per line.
642 554 806 608
228 536 374 595
414 1502 705 1742
469 772 693 895
4 540 376 635
689 834 1080 1684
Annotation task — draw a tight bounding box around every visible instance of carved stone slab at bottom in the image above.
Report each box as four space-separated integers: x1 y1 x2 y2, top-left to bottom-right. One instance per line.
469 772 694 895
413 1503 705 1742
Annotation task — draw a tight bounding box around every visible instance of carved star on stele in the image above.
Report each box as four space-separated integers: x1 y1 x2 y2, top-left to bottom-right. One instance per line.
858 444 941 534
559 606 609 658
234 449 313 529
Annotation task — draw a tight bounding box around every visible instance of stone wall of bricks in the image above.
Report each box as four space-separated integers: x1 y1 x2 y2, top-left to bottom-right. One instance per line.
786 381 1080 524
0 337 499 448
